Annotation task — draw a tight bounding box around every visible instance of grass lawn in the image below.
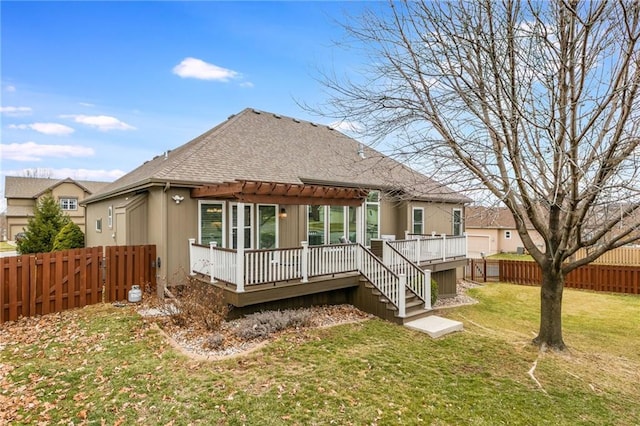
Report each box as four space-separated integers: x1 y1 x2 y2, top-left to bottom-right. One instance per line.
1 284 639 425
0 241 16 252
487 252 534 261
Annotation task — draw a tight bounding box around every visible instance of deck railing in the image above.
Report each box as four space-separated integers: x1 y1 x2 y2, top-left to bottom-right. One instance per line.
188 239 407 317
357 244 406 317
383 242 431 309
393 233 467 264
245 246 302 286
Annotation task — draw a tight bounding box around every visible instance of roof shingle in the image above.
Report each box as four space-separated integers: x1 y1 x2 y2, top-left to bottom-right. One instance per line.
88 108 471 204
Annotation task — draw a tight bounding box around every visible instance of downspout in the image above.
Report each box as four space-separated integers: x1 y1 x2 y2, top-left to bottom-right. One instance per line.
157 181 170 298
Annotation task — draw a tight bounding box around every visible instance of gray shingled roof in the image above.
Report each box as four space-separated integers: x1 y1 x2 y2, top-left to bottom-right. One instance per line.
87 108 471 204
5 176 110 199
466 206 535 229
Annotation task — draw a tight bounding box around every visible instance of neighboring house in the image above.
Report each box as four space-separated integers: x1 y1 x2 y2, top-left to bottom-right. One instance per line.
466 205 544 258
4 177 110 240
84 108 471 322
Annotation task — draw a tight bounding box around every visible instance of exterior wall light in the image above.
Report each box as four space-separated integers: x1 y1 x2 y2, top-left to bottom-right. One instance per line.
279 207 287 218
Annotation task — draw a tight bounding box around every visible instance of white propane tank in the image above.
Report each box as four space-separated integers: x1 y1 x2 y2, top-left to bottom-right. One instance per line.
128 285 142 303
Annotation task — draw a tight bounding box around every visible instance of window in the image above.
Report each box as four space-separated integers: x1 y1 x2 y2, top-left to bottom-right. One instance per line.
505 230 512 239
60 198 78 211
95 218 102 232
308 205 359 245
347 206 357 243
412 207 424 235
231 204 253 249
199 202 225 246
107 206 113 228
329 206 345 244
257 205 277 249
307 205 325 246
452 208 462 236
365 191 380 246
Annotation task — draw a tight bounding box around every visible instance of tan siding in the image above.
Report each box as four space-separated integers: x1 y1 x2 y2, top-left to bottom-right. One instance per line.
407 201 466 236
279 205 304 248
380 197 399 238
166 188 197 284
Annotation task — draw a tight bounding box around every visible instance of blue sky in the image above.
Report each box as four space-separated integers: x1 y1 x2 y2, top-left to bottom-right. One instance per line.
1 1 372 210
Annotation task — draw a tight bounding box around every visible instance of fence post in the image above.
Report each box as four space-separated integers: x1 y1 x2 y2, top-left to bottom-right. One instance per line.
483 259 488 283
441 234 447 261
301 241 309 283
29 255 37 319
398 274 406 318
209 241 217 283
424 269 432 310
188 238 196 276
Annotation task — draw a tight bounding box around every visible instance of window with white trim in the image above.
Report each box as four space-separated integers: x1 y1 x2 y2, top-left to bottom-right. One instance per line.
60 198 78 211
452 208 462 236
107 206 113 228
257 204 277 249
96 218 102 232
412 207 424 235
231 203 253 249
505 230 512 239
307 205 359 246
365 191 380 246
199 201 225 247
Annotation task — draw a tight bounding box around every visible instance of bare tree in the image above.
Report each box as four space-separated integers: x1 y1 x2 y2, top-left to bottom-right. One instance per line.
21 168 53 179
319 0 640 350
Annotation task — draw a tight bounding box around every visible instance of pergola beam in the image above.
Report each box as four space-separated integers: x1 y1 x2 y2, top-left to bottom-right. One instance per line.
190 180 368 206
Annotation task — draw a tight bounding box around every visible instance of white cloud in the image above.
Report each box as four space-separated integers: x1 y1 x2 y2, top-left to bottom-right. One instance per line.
8 122 75 135
5 85 16 92
79 102 95 107
48 168 126 181
0 106 32 116
172 57 239 81
239 81 255 88
61 114 135 131
0 141 95 161
329 120 363 133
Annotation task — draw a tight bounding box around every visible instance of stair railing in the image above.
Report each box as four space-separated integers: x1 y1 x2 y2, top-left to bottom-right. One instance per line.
383 241 432 310
356 244 406 317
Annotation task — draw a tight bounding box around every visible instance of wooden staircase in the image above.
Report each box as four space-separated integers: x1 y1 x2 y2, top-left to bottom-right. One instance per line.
361 277 432 324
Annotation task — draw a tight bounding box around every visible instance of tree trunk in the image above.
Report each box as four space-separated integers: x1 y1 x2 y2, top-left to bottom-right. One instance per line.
533 267 566 350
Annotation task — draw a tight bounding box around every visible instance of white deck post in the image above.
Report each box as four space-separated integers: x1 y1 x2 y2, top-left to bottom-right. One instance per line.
382 241 390 265
188 238 196 276
209 241 217 283
424 269 432 310
464 232 469 258
404 230 409 240
398 274 406 318
441 233 447 261
236 203 245 292
301 241 309 283
415 238 422 264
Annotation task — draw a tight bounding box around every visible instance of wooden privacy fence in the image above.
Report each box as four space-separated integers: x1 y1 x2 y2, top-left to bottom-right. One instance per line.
481 260 639 294
0 245 156 323
573 246 640 266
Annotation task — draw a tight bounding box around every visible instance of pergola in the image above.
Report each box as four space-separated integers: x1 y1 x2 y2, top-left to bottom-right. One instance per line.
191 180 369 206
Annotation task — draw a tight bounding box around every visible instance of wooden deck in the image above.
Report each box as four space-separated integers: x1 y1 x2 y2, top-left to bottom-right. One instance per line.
195 272 361 307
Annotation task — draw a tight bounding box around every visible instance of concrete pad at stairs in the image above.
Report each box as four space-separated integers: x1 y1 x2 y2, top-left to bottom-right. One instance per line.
404 315 463 338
